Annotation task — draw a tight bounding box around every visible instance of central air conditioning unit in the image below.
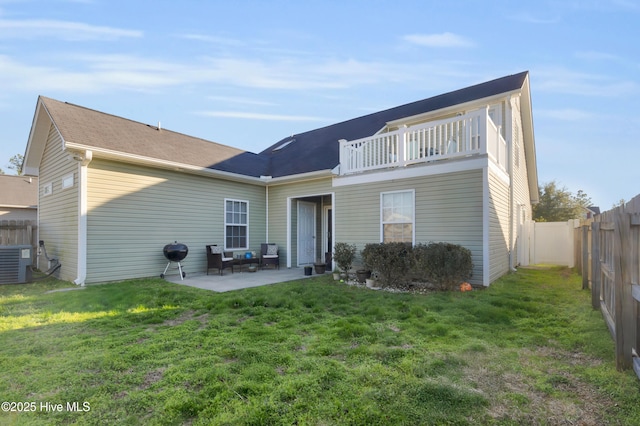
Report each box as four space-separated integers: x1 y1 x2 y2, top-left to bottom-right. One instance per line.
0 245 33 284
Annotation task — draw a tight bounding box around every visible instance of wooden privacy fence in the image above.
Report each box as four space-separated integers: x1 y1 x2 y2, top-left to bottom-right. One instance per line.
577 194 640 376
0 220 38 251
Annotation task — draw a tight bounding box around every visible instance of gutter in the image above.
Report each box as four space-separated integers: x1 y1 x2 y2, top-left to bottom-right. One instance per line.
260 169 335 186
64 142 337 187
64 142 266 186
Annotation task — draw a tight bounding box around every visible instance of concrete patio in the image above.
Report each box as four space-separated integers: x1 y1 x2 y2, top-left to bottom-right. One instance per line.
164 266 326 292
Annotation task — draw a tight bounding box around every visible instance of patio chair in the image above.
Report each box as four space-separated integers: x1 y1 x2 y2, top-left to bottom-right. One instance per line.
260 243 279 270
206 245 234 275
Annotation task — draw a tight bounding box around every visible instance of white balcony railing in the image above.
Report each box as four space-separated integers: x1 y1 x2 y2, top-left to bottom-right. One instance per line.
339 107 507 175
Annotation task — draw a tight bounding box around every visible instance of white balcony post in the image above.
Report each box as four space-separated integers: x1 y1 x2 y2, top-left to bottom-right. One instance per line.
339 139 348 173
479 106 488 156
398 125 407 167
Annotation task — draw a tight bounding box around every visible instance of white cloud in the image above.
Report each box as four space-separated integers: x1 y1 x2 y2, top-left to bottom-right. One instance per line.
0 49 476 96
534 67 640 97
208 96 276 106
0 19 142 40
196 111 328 122
0 54 181 92
176 33 245 46
403 32 474 48
574 50 621 62
196 57 435 90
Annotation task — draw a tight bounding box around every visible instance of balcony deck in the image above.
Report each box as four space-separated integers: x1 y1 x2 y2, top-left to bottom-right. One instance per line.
339 108 506 175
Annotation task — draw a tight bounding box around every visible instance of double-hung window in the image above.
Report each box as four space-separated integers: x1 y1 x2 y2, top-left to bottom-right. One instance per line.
381 190 415 243
225 199 248 250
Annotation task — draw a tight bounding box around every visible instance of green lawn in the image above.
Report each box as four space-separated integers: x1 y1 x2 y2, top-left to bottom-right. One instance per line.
1 267 639 425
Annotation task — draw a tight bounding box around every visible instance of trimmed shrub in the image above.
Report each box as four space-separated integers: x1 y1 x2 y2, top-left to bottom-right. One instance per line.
413 242 473 291
361 242 413 288
333 242 356 274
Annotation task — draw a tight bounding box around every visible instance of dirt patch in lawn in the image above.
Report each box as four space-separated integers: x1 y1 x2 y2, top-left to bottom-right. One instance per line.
138 368 166 390
162 310 209 327
463 346 614 425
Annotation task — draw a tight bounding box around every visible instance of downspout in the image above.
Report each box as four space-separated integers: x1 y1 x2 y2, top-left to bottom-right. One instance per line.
507 96 517 272
482 166 490 286
265 185 269 243
74 150 92 285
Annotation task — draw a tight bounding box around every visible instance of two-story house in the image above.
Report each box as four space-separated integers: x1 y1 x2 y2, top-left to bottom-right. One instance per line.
22 71 537 286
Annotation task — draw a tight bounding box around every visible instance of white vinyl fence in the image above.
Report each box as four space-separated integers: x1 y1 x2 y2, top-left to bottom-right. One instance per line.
525 219 578 267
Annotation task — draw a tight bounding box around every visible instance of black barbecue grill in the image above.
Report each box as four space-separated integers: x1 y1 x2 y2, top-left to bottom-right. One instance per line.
161 241 188 280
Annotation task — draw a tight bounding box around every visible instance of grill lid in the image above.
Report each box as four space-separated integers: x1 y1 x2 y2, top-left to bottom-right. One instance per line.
163 241 188 262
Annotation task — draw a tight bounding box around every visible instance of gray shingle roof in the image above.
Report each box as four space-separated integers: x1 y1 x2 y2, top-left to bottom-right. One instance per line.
40 97 269 177
259 71 529 177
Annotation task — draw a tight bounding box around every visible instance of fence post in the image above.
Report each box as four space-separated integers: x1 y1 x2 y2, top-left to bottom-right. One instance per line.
582 225 589 289
613 207 634 370
591 222 601 309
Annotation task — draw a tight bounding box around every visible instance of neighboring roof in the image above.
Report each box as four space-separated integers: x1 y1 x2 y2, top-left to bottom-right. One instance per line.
36 97 269 177
25 71 534 183
0 175 38 208
260 71 530 177
588 206 601 215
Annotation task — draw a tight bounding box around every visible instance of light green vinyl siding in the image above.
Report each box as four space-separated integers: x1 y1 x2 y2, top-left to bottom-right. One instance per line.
488 171 510 282
266 178 333 267
38 124 78 282
85 159 265 283
335 169 484 285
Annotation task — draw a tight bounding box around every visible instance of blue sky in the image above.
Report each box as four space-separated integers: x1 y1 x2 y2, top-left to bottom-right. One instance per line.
0 0 638 209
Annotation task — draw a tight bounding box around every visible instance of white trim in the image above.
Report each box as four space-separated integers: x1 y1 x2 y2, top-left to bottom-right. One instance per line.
323 205 332 259
0 204 38 209
285 191 336 269
488 160 510 186
224 198 249 251
74 150 92 286
380 189 415 244
482 165 490 286
507 95 515 271
333 157 487 187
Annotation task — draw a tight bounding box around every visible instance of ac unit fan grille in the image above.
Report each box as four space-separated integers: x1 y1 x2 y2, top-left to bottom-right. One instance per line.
0 246 32 284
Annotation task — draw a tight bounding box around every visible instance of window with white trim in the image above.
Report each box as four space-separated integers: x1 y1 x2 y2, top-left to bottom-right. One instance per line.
42 182 53 197
61 173 74 189
381 190 414 243
225 199 248 250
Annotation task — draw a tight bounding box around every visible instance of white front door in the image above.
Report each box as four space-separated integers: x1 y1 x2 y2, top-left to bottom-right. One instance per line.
297 201 316 266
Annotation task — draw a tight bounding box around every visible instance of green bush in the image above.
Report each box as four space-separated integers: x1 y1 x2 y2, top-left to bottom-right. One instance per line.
414 242 473 291
333 242 356 273
362 242 473 291
362 242 413 288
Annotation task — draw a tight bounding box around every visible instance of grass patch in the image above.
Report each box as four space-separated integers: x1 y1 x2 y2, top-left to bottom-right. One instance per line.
1 267 639 424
